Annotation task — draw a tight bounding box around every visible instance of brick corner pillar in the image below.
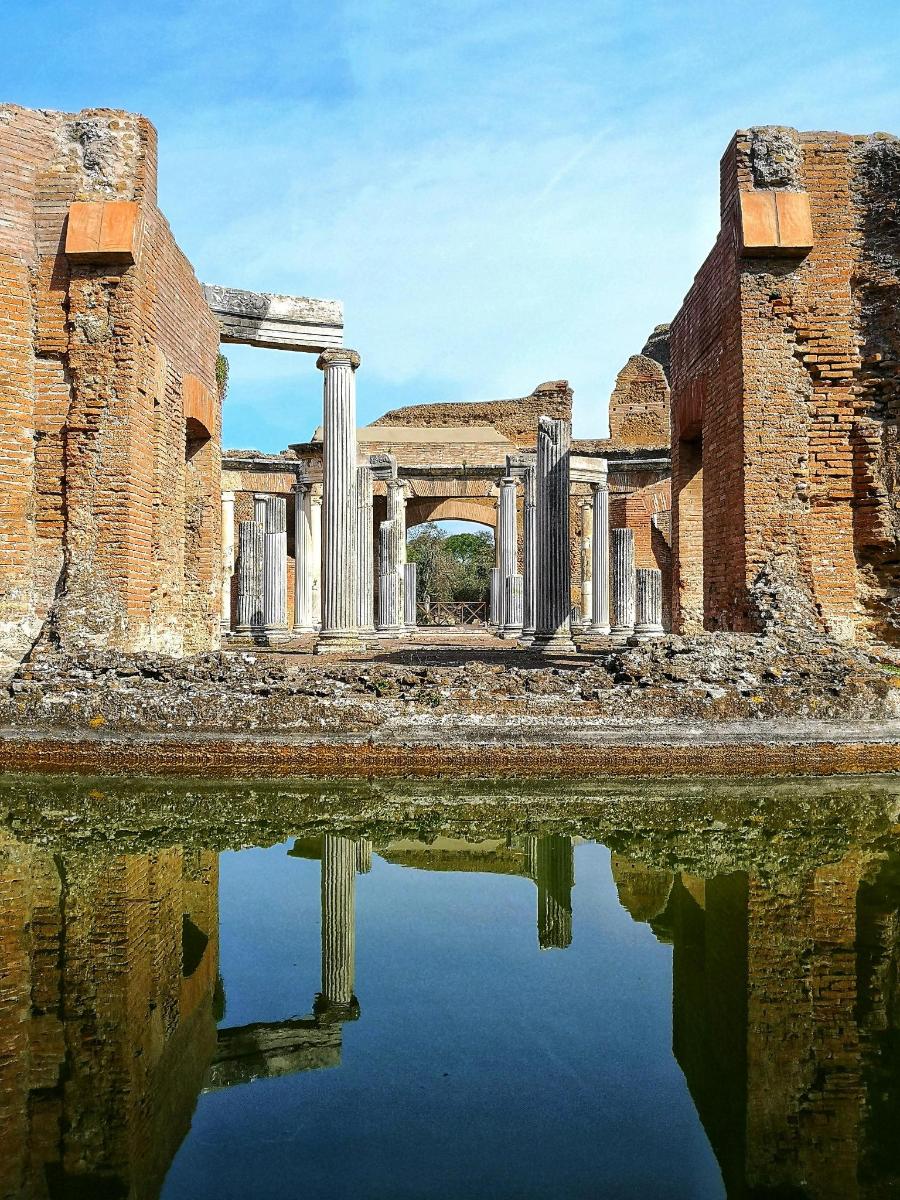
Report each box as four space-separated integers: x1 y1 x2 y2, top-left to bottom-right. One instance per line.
520 462 537 642
220 490 236 635
315 348 363 653
610 527 636 642
588 477 611 635
293 482 315 634
533 417 576 653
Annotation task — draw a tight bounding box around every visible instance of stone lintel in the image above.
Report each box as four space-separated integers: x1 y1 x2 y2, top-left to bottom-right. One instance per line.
570 455 608 485
203 284 344 353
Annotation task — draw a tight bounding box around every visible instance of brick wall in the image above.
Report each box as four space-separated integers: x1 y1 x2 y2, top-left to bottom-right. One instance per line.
0 104 221 669
607 354 670 447
670 126 900 642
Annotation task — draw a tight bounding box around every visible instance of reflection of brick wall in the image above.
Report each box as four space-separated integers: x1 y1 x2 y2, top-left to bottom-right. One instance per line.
0 105 221 669
671 126 900 642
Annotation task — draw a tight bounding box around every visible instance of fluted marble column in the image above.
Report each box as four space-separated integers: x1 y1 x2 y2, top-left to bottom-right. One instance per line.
316 349 362 652
489 566 502 627
589 480 611 635
310 489 323 628
253 493 267 524
386 478 407 634
293 483 314 633
262 495 288 639
378 520 402 632
635 567 664 639
220 491 235 634
505 573 524 631
404 562 417 629
235 519 264 634
316 834 358 1021
521 463 537 641
498 474 521 636
534 417 575 653
580 502 592 624
610 527 636 641
356 465 375 635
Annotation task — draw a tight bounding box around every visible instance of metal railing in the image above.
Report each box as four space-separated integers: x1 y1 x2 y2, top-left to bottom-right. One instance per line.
417 599 489 626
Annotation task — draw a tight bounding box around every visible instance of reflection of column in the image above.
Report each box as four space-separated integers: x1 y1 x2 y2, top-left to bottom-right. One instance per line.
356 839 373 874
635 568 664 639
235 519 264 634
310 489 323 628
293 483 314 633
535 835 574 950
589 480 611 635
220 491 235 634
317 834 358 1020
316 349 362 652
534 417 575 652
611 527 636 642
521 463 537 641
356 466 374 635
262 496 288 639
404 562 417 629
498 474 521 636
580 502 592 624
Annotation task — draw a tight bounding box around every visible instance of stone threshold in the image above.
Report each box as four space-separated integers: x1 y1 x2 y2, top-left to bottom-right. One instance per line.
0 724 897 778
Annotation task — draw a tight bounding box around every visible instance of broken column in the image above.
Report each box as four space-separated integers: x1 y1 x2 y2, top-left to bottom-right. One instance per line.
505 573 524 632
580 501 592 624
489 566 502 627
378 520 403 633
356 465 374 635
262 495 288 640
235 519 264 634
220 491 235 634
293 482 314 633
310 488 322 627
521 462 537 641
589 478 611 635
316 349 362 652
498 471 522 637
404 562 417 629
316 833 358 1020
634 567 664 640
610 527 636 642
534 417 575 653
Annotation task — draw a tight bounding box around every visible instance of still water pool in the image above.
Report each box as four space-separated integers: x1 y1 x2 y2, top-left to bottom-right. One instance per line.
2 775 899 1198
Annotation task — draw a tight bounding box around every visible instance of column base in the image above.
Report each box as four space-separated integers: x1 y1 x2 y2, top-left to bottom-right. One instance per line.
291 624 316 635
581 623 611 637
633 624 664 641
314 630 366 654
610 625 635 644
262 625 291 643
499 625 523 639
531 632 578 654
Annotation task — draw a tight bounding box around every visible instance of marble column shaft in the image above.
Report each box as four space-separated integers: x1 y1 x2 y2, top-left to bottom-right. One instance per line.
356 466 374 633
310 491 323 627
505 573 524 631
236 519 264 632
611 527 636 639
534 417 575 652
522 463 537 638
590 482 611 635
378 520 402 631
489 566 502 627
319 834 356 1015
580 502 593 623
404 562 417 628
263 495 288 635
293 484 314 633
635 567 664 639
220 491 235 634
498 474 519 632
253 494 267 524
386 479 406 625
316 349 362 650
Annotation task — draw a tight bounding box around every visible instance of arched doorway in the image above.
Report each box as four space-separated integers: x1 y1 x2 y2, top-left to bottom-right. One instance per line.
406 517 495 626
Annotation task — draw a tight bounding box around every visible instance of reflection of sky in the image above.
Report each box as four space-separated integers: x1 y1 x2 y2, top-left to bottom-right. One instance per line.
163 840 724 1199
6 1 900 451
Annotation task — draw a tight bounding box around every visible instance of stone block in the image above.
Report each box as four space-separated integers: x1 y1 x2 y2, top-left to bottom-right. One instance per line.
65 200 141 264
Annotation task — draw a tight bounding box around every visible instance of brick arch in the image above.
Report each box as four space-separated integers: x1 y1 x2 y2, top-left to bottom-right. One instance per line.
405 498 496 529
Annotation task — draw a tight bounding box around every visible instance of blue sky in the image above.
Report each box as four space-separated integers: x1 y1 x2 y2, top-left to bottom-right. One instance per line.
4 0 900 450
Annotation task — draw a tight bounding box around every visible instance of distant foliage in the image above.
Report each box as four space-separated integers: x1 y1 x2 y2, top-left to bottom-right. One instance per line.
407 524 494 602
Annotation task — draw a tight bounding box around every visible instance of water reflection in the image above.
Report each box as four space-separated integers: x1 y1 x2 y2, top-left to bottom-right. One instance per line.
1 777 899 1198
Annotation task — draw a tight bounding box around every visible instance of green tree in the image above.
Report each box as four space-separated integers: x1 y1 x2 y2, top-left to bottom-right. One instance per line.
406 524 494 604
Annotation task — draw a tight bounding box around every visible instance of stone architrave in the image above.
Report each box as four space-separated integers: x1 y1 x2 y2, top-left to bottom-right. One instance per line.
356 465 375 634
310 489 323 627
378 520 403 633
220 491 235 635
533 417 576 653
521 463 537 641
315 349 363 652
580 502 592 624
293 483 315 633
610 527 636 641
262 495 288 639
404 562 417 629
235 519 264 634
634 567 664 640
589 480 611 635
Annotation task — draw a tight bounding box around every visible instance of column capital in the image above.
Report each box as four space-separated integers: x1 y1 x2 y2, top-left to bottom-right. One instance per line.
221 489 235 502
317 347 360 371
310 489 323 506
